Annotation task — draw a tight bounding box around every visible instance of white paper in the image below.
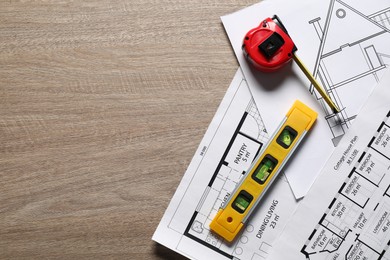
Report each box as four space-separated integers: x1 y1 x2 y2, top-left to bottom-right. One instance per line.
222 0 390 198
269 70 390 259
153 69 300 260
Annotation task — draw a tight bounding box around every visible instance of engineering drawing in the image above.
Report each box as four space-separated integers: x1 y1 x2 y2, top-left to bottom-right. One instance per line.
309 0 390 146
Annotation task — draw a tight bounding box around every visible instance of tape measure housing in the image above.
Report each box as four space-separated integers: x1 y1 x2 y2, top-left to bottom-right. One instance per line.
242 15 297 72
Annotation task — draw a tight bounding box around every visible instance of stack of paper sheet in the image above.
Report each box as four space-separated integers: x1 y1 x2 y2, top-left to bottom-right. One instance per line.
153 0 390 259
270 69 390 259
153 69 300 259
222 0 390 199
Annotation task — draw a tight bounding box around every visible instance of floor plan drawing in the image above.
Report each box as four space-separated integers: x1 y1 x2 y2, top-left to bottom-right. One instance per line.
302 112 390 259
155 1 390 258
153 70 299 260
178 79 267 259
222 0 390 199
308 0 390 146
182 97 265 256
268 71 390 260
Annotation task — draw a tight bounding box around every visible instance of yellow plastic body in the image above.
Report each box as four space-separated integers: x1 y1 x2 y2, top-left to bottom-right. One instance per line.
209 100 317 242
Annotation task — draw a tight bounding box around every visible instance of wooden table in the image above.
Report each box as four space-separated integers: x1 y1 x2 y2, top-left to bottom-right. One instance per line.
0 1 256 259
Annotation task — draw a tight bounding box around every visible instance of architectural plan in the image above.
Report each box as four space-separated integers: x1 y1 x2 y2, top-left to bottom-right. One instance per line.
153 69 300 260
222 0 390 199
309 0 390 146
270 71 390 260
154 1 390 259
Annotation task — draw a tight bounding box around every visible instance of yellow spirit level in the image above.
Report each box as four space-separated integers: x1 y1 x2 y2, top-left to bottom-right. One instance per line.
209 100 317 242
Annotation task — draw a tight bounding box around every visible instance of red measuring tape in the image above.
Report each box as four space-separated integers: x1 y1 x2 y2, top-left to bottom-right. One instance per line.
243 15 296 72
242 15 340 113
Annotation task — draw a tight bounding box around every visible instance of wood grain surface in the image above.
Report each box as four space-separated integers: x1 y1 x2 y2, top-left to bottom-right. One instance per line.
0 1 257 259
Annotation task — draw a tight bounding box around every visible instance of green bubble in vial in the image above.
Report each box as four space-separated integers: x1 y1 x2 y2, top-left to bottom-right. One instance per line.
235 195 250 211
256 159 274 181
281 129 292 146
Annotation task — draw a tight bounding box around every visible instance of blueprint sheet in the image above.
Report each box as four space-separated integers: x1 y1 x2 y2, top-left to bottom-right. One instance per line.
222 0 390 199
269 71 390 260
153 69 300 260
